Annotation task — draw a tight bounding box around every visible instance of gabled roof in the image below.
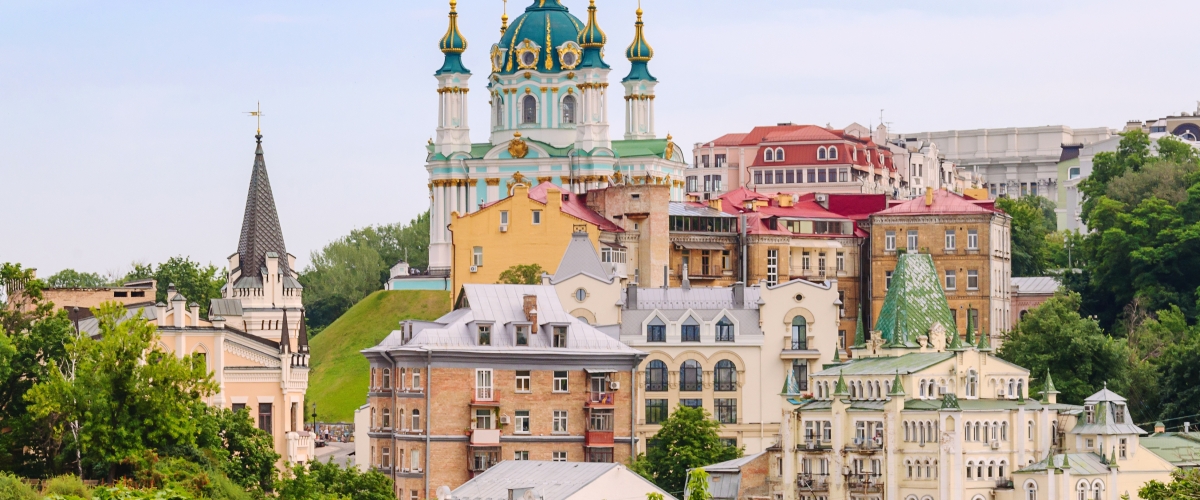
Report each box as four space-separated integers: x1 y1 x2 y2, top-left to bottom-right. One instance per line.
1012 277 1060 295
550 232 613 284
812 352 954 376
527 182 624 233
874 253 957 346
448 460 673 500
710 133 748 147
876 189 999 216
236 134 291 283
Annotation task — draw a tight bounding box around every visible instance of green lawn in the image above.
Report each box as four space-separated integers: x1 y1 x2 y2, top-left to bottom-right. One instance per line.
307 290 451 422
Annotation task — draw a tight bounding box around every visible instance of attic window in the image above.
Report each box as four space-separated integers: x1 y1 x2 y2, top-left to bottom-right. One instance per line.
562 194 569 201
516 325 529 346
1084 405 1095 424
478 325 491 346
1114 404 1126 424
553 326 568 348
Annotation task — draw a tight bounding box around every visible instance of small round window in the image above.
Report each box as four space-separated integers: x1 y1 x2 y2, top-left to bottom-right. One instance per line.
562 52 577 67
575 288 587 302
794 294 805 302
521 51 536 67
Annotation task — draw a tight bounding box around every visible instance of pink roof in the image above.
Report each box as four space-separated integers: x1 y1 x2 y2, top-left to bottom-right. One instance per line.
526 182 625 232
876 189 1000 216
712 189 859 238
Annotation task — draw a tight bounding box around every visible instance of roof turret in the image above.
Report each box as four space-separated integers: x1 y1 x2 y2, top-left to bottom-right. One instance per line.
622 4 656 82
280 309 291 354
297 312 310 353
852 305 866 348
888 371 906 396
235 133 290 285
437 0 470 75
833 371 849 396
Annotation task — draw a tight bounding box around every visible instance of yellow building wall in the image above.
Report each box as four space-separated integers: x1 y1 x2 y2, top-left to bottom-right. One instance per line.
449 184 601 292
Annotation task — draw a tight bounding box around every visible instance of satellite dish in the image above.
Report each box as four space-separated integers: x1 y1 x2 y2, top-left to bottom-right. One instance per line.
436 485 452 500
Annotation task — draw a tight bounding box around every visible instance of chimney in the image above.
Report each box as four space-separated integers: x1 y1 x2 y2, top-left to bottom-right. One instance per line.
523 295 538 333
155 302 167 326
626 283 638 310
733 282 745 308
212 316 226 329
777 193 794 208
682 263 690 290
708 198 722 211
925 186 934 206
1154 421 1166 434
1186 422 1192 433
188 303 199 327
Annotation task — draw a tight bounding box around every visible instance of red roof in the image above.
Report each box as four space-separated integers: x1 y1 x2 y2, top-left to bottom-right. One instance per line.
765 126 843 142
876 189 1000 216
711 189 859 238
526 182 625 232
711 133 748 147
738 125 809 146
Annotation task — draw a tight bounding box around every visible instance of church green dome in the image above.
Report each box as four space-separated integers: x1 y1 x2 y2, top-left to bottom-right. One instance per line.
436 0 469 75
623 6 655 82
491 0 599 75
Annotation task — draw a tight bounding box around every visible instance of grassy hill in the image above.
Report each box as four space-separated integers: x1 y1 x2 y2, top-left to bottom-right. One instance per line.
308 290 451 422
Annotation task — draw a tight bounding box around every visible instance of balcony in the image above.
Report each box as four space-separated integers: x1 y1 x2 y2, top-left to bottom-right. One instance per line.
781 339 821 359
586 430 615 446
797 473 829 491
844 439 883 454
996 479 1015 490
587 391 615 407
797 441 832 453
470 429 501 446
847 473 883 493
471 388 500 407
286 431 314 464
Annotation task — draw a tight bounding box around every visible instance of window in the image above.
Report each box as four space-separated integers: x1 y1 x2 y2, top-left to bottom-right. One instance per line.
885 231 896 251
258 403 273 433
716 317 735 342
412 369 421 389
765 148 775 162
532 210 542 225
522 95 537 124
586 448 614 463
817 147 827 160
946 230 956 250
495 96 504 126
792 360 809 391
382 447 390 468
411 409 421 430
837 252 845 272
514 410 530 433
478 325 491 345
967 270 979 290
681 399 703 409
907 230 918 250
472 246 483 267
382 368 391 389
966 370 978 397
767 249 779 286
514 450 529 460
1027 482 1038 500
680 360 703 391
715 360 737 391
968 229 979 250
1120 438 1127 459
382 409 391 428
775 148 785 161
886 271 893 289
553 371 569 393
562 95 576 124
715 398 737 424
828 146 838 160
500 211 509 225
753 171 762 185
475 408 493 429
647 319 665 342
552 410 568 433
510 370 532 393
516 325 529 346
553 326 567 347
791 316 808 350
646 399 668 424
946 270 957 290
476 369 493 401
681 322 700 342
646 360 667 391
552 451 567 462
1114 404 1126 423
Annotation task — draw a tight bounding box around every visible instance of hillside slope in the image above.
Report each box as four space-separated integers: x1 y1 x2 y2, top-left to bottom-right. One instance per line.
308 290 451 422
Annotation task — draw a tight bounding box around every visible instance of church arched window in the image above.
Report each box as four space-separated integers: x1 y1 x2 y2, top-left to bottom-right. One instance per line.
522 95 538 124
829 146 839 160
562 95 577 124
495 95 505 127
817 147 827 160
967 369 978 397
765 148 775 162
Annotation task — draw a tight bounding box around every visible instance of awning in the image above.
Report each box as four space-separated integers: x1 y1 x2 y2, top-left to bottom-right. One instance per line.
788 239 843 249
585 368 619 374
675 241 728 251
601 241 627 249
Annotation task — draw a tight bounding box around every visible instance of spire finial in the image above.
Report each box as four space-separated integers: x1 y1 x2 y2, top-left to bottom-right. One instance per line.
439 0 468 55
501 0 509 35
246 101 263 137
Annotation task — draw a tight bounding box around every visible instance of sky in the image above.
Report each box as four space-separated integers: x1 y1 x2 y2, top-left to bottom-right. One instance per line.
3 0 1198 279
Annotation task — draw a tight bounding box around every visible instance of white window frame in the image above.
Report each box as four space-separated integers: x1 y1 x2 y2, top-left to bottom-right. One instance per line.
515 370 531 393
475 368 493 401
967 229 979 250
552 410 568 434
885 231 896 251
472 247 483 267
532 210 542 225
945 270 956 290
945 230 956 250
553 370 569 393
967 270 979 290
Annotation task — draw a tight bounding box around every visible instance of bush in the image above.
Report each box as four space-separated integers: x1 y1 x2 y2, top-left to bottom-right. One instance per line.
0 472 39 500
44 475 91 498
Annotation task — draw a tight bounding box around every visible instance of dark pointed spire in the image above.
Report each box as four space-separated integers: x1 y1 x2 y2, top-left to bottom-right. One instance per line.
237 133 290 282
280 309 291 353
297 311 310 353
853 305 867 348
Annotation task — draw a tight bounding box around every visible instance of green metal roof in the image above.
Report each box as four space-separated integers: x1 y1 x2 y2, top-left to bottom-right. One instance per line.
813 352 953 377
612 138 669 158
1142 433 1200 466
875 253 956 347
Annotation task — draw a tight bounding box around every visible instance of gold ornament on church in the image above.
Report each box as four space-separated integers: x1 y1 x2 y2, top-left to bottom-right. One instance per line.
513 39 541 70
508 132 529 159
664 134 676 161
557 42 583 70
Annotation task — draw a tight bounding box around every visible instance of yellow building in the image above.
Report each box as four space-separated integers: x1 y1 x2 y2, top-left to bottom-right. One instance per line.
449 181 625 293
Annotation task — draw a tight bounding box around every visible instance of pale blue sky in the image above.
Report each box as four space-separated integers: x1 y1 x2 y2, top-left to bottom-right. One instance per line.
3 0 1197 278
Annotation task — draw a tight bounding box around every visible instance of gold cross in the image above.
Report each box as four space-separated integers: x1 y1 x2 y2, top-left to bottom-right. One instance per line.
246 101 264 135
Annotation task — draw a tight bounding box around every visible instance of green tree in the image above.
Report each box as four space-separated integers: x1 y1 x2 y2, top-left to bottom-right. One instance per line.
45 269 110 288
196 406 279 493
497 264 545 285
996 195 1055 276
277 459 393 500
630 404 741 495
686 468 713 500
998 292 1130 405
26 302 217 480
130 257 225 318
1140 468 1200 500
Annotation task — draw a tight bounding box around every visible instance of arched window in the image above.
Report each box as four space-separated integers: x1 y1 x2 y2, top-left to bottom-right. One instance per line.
1009 379 1016 397
1077 480 1089 500
715 360 737 391
765 148 775 162
829 146 838 160
974 422 981 442
1028 420 1035 441
966 461 974 479
817 147 827 160
716 317 735 342
382 408 391 428
522 95 538 124
999 460 1007 477
562 95 576 124
904 422 910 442
926 459 933 479
646 360 667 391
1026 481 1038 500
1001 422 1009 441
397 409 404 429
967 369 978 397
988 461 995 478
907 460 913 478
382 368 391 389
776 148 785 161
1017 379 1024 399
1092 481 1104 500
411 409 421 431
791 316 807 350
680 360 703 391
371 407 377 428
919 380 926 397
495 95 505 126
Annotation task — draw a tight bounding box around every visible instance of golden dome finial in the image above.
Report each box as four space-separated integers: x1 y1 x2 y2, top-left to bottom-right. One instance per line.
637 0 643 18
449 0 457 11
501 0 509 35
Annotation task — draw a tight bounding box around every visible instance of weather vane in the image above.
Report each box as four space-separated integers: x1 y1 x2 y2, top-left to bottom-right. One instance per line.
246 101 264 135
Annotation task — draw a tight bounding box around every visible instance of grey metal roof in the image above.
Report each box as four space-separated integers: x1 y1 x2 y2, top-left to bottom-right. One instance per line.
77 306 157 336
1142 433 1200 466
236 134 291 284
669 202 736 217
620 309 762 338
367 284 641 355
209 299 244 317
1015 453 1110 475
813 353 954 376
1085 387 1126 403
629 286 761 310
550 232 613 284
1071 388 1144 436
701 452 766 474
448 460 673 500
1012 277 1060 295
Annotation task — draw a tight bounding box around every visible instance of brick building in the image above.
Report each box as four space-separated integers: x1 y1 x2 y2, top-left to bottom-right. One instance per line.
361 283 645 498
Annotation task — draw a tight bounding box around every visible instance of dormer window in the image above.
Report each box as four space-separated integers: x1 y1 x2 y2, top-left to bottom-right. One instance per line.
553 326 568 348
515 325 529 346
1085 405 1095 424
817 147 827 160
1114 404 1126 424
765 149 775 162
478 324 492 346
828 146 838 160
775 148 785 162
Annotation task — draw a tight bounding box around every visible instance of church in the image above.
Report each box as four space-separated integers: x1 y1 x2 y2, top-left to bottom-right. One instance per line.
425 0 690 277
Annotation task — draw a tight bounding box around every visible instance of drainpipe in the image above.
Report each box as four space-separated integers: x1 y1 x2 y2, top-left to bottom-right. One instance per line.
381 351 397 488
631 364 638 458
425 348 432 500
740 214 748 283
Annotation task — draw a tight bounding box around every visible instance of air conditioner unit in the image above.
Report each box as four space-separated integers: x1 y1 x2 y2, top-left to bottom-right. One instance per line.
991 440 1001 450
815 194 828 203
806 441 816 450
500 224 508 232
610 381 621 390
500 415 511 425
470 265 479 273
938 386 948 396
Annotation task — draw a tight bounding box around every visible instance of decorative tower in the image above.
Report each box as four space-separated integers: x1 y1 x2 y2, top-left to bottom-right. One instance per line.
573 0 612 152
622 3 657 140
434 0 471 157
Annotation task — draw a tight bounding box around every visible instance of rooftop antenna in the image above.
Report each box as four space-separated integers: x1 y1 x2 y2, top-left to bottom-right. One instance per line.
246 101 264 135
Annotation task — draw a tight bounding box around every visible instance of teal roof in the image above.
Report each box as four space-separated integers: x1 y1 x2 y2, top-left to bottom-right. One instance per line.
1142 433 1200 466
612 138 669 158
1016 453 1110 475
496 0 593 75
812 352 953 377
875 254 956 347
622 8 655 82
436 1 470 75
